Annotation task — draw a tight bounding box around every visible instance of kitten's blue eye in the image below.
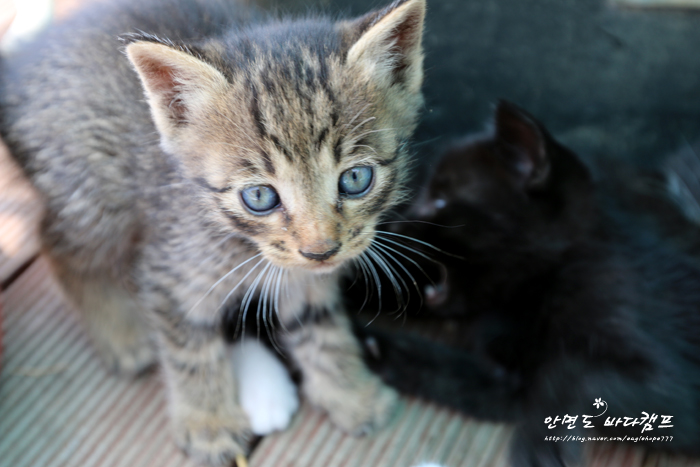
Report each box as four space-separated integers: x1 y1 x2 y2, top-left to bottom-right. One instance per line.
339 166 373 197
241 186 280 214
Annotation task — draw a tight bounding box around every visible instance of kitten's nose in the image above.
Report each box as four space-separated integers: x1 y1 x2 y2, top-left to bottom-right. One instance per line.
299 240 341 261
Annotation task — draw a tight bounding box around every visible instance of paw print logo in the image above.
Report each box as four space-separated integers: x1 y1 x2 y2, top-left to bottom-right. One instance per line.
593 398 605 409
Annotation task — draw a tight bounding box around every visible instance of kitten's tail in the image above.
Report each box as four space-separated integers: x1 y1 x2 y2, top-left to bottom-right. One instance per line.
355 325 521 421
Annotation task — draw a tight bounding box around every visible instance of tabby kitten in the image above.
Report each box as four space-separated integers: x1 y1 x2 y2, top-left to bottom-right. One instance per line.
361 102 700 467
0 0 426 464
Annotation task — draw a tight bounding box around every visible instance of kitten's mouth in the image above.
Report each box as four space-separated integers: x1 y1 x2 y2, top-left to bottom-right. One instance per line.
424 264 449 307
307 260 342 273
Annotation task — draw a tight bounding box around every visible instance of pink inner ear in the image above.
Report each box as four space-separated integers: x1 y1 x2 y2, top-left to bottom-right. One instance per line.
386 8 423 78
392 9 422 52
137 56 187 123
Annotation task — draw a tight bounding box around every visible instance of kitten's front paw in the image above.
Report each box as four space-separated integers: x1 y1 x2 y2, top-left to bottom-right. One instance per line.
231 339 299 436
173 409 252 467
243 385 299 436
309 375 399 436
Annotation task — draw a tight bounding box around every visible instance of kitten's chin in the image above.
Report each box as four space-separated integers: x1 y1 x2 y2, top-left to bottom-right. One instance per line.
269 257 344 274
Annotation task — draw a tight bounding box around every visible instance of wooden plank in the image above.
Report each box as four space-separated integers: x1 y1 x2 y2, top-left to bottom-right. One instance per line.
250 401 510 467
0 141 42 285
0 258 197 467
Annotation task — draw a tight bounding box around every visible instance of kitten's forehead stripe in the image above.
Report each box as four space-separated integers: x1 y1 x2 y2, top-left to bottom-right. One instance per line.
238 159 261 177
260 151 276 175
249 82 267 139
238 35 347 168
270 134 294 163
333 139 343 164
316 127 329 149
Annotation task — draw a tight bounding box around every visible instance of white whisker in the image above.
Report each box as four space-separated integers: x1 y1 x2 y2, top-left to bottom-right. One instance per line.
274 266 290 334
240 261 271 339
345 103 371 130
372 241 423 309
362 252 384 324
348 116 377 139
221 257 265 336
257 263 276 339
374 234 440 265
347 144 377 155
187 252 262 317
377 230 460 258
373 238 436 287
376 219 465 229
353 127 396 142
367 246 405 312
261 265 285 354
372 244 412 314
354 254 373 311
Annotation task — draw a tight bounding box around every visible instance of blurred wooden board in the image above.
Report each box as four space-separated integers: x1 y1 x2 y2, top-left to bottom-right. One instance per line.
2 259 698 467
0 258 512 467
0 258 198 467
251 400 512 467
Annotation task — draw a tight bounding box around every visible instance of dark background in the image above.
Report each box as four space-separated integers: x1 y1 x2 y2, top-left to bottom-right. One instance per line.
261 0 700 176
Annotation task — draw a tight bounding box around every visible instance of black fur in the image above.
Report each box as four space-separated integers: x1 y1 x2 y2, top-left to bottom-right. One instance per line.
358 101 700 466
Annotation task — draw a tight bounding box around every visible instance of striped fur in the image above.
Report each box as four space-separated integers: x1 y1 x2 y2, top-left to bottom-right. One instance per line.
0 0 426 465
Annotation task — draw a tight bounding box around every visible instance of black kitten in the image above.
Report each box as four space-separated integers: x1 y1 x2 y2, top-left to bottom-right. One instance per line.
360 101 700 467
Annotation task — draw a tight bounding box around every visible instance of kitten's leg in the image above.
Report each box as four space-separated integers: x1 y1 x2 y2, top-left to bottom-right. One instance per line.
359 327 522 421
153 313 251 466
280 282 399 435
39 197 155 375
48 257 156 376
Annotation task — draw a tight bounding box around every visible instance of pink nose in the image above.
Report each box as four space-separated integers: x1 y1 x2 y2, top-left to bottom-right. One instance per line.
299 240 341 261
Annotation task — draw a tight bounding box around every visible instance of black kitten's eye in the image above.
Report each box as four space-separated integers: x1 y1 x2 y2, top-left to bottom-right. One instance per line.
339 166 373 197
241 186 280 214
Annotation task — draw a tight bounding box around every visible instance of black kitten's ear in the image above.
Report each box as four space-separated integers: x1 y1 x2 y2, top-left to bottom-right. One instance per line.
494 100 551 188
342 0 426 94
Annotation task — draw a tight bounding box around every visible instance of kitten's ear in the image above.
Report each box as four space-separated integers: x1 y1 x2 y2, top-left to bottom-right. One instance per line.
125 41 229 143
344 0 426 93
494 100 551 188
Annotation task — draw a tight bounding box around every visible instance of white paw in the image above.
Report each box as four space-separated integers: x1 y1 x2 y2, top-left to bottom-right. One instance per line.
230 338 299 436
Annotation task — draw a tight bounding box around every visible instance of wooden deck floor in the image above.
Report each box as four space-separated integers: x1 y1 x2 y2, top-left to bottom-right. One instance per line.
0 140 697 467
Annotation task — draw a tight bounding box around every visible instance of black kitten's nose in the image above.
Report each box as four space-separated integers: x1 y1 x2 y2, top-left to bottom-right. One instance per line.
299 242 341 261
